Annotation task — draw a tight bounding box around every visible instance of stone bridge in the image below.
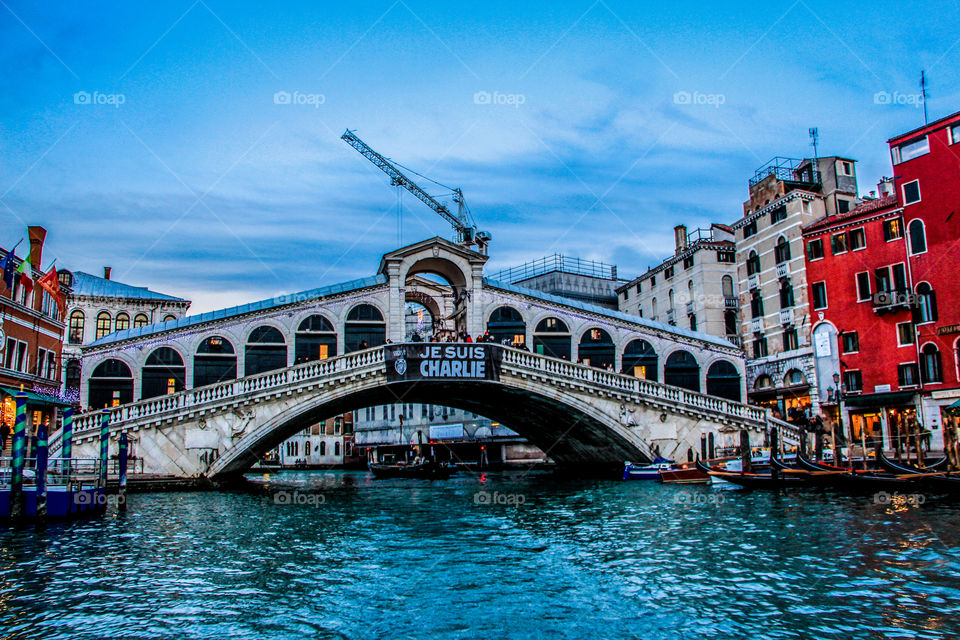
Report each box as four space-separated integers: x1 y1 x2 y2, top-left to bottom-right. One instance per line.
57 237 798 477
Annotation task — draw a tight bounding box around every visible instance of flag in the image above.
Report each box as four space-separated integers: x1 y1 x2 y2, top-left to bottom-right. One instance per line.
0 250 14 289
15 250 33 293
37 265 63 312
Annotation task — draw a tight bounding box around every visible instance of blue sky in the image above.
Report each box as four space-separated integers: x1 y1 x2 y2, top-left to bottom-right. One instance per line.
1 0 957 313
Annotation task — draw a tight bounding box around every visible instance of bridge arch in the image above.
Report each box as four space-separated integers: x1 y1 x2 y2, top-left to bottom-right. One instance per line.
345 303 386 352
532 315 571 359
578 327 615 368
705 359 741 402
195 336 238 387
141 347 186 399
487 306 526 345
245 325 288 375
88 358 135 409
664 349 700 392
294 313 337 363
621 339 657 380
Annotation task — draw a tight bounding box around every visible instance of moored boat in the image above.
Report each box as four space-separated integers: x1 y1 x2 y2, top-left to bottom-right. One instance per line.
369 458 452 479
659 462 710 484
622 458 676 480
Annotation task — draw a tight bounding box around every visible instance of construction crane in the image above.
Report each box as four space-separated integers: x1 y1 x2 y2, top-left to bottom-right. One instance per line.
341 129 491 254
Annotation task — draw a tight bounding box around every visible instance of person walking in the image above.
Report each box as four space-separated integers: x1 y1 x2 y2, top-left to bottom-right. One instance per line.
0 421 9 451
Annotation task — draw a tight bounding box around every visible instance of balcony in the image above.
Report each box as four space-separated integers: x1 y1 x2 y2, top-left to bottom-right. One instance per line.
779 307 794 325
724 296 738 309
726 334 742 347
872 289 917 314
747 273 759 291
750 317 764 334
776 262 789 279
666 309 675 325
685 301 694 315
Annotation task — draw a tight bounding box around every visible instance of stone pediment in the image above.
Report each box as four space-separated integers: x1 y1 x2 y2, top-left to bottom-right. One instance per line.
378 236 488 275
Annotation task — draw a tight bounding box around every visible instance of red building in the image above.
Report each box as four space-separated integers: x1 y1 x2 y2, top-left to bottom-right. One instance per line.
887 110 960 453
0 226 72 453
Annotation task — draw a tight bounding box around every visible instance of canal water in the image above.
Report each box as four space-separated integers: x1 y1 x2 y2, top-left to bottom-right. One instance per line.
2 471 959 639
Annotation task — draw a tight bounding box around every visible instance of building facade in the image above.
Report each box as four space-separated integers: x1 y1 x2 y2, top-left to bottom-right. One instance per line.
730 156 860 421
277 413 360 467
61 267 190 409
616 223 738 345
0 226 71 452
887 110 960 453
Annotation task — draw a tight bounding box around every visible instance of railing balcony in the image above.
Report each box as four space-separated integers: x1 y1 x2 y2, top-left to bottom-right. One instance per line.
666 309 675 325
872 289 916 314
750 317 764 334
776 262 789 279
685 301 694 315
779 307 794 325
724 296 738 309
747 273 759 291
726 334 742 347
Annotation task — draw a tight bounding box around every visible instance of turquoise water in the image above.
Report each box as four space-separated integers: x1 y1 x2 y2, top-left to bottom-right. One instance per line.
1 471 959 639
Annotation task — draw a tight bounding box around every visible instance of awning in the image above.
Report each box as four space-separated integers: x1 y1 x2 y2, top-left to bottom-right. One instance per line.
946 399 960 411
843 390 916 410
0 386 73 408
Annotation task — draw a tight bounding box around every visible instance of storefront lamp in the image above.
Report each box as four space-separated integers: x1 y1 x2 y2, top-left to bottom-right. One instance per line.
833 372 840 385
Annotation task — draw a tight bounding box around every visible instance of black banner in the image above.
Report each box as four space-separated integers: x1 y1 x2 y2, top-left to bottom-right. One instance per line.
385 344 502 382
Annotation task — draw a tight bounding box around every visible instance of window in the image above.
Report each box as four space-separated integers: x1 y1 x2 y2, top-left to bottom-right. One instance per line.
951 124 960 144
831 232 849 255
635 282 641 294
837 199 851 214
806 239 824 260
902 180 921 205
849 228 865 250
897 322 915 346
743 220 758 238
689 315 697 331
908 219 926 254
4 338 27 372
915 283 937 323
622 288 629 301
838 160 854 176
163 314 177 323
812 282 827 310
892 263 908 291
753 336 768 358
893 137 929 163
783 328 799 351
843 370 863 392
750 291 764 319
651 298 657 318
770 205 787 224
133 313 149 328
683 255 694 269
717 250 735 263
874 267 892 293
921 344 942 383
883 218 903 241
747 251 761 276
95 312 112 339
68 310 85 344
898 363 920 387
664 266 674 279
774 236 791 264
115 312 130 332
779 282 794 309
856 272 871 301
650 275 656 286
842 331 860 353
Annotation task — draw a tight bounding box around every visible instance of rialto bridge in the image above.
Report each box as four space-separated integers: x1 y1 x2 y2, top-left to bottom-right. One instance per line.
59 238 798 477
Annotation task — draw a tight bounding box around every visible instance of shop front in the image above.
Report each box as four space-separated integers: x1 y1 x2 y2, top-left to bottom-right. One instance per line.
842 391 918 455
0 386 73 455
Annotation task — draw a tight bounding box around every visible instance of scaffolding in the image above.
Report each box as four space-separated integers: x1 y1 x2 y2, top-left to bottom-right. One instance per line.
491 254 619 284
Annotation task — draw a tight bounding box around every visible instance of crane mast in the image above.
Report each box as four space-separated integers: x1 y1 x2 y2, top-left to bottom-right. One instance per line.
341 129 490 254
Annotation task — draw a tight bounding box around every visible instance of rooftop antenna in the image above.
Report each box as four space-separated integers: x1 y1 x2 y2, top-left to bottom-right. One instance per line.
809 127 819 183
920 70 929 124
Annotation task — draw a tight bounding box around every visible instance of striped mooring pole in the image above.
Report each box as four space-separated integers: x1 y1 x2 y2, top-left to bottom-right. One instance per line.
35 421 48 519
118 431 128 512
98 410 110 499
9 391 28 519
61 406 74 487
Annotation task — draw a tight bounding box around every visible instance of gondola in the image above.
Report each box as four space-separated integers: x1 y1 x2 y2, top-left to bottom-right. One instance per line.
695 458 806 488
876 450 949 475
796 453 848 472
368 460 452 479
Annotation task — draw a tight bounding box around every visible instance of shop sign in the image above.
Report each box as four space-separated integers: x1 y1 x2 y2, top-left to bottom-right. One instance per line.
937 324 960 335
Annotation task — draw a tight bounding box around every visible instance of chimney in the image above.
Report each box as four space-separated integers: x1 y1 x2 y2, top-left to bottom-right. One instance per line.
104 266 112 280
674 224 688 254
27 226 46 271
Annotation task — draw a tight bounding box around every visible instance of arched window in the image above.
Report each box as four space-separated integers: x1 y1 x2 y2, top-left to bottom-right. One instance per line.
664 350 700 392
908 219 926 255
784 369 806 386
775 236 791 263
578 328 614 368
115 312 130 332
65 358 81 394
304 441 311 457
133 313 149 328
163 314 177 323
706 360 741 401
345 304 385 352
621 339 657 380
245 326 287 375
721 275 734 298
487 306 526 345
68 310 85 344
687 280 694 304
651 297 658 319
88 359 134 408
747 251 761 276
142 347 186 399
95 312 112 340
195 336 237 387
335 441 341 456
295 314 337 363
320 441 326 455
533 317 571 359
754 374 773 389
915 283 937 323
668 289 675 310
921 343 942 383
